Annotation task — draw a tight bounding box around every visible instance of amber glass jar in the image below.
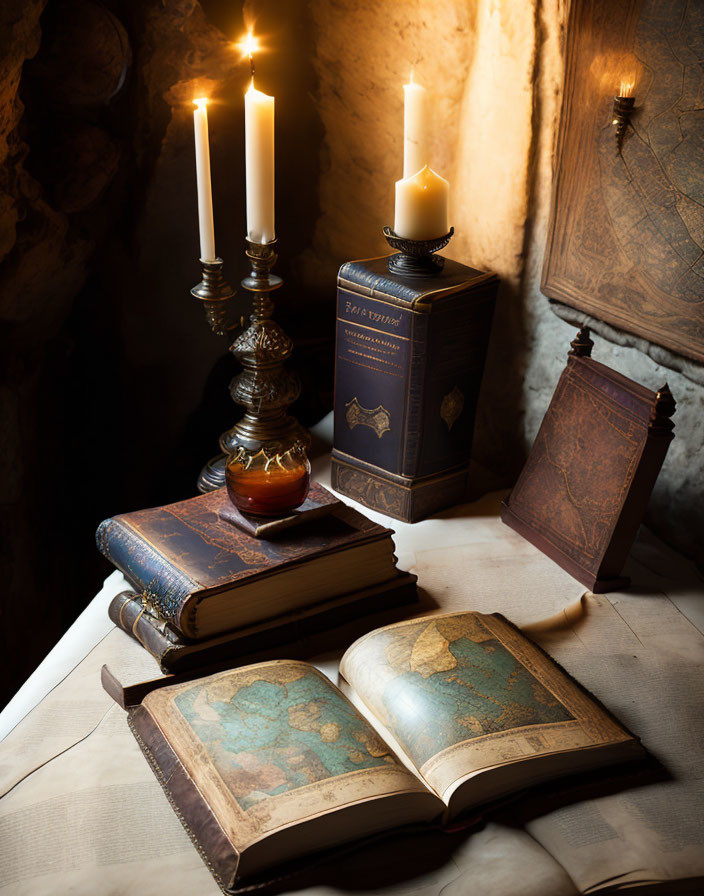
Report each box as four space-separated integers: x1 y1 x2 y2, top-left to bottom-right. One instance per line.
225 443 311 517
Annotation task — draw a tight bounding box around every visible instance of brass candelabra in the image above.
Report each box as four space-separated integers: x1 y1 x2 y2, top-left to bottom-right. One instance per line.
192 241 309 493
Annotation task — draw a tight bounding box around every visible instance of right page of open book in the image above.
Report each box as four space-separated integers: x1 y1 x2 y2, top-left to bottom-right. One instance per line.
523 584 704 893
339 612 632 804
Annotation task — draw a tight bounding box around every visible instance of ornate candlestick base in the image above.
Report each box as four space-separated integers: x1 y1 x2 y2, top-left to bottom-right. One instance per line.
383 226 454 278
220 239 310 462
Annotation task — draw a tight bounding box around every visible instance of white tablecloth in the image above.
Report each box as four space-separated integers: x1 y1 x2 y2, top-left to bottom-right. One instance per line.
1 413 703 895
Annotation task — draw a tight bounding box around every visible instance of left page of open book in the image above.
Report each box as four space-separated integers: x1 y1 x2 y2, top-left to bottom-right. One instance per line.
137 659 441 881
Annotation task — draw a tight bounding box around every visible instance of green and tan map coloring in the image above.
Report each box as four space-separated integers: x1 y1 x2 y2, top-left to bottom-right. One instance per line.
174 665 395 811
344 614 574 768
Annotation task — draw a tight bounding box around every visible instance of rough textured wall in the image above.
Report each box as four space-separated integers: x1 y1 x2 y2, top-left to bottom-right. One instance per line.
303 0 542 476
302 0 702 561
522 0 703 562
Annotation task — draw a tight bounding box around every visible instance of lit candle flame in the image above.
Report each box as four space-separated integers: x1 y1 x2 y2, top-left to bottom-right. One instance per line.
193 97 208 110
409 66 414 84
237 30 259 77
619 78 634 98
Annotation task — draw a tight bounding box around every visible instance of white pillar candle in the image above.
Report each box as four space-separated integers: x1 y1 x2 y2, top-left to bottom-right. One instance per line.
245 78 275 244
403 69 429 178
193 98 216 262
394 165 449 241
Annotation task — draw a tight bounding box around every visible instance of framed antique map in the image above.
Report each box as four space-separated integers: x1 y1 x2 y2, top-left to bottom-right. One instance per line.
542 0 704 364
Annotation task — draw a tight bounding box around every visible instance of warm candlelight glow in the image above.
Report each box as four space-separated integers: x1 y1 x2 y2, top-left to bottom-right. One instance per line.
237 30 260 66
619 78 634 98
193 97 208 109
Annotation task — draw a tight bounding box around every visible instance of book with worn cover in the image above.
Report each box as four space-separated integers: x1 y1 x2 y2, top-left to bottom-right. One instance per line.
331 254 499 522
96 485 408 641
115 610 642 891
107 573 417 674
501 328 676 592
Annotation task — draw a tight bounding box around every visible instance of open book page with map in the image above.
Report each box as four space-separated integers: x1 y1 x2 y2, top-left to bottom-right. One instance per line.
123 612 642 891
128 660 441 889
339 612 643 817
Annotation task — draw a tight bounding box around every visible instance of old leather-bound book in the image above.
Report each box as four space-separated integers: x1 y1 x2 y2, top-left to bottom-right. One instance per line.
332 254 499 522
111 611 642 891
107 573 417 674
501 328 676 592
96 485 413 641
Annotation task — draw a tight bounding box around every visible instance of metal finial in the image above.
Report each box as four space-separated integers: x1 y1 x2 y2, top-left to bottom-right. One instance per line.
569 326 594 358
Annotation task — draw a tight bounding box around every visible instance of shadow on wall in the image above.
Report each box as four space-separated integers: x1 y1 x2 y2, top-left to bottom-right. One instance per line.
0 0 325 709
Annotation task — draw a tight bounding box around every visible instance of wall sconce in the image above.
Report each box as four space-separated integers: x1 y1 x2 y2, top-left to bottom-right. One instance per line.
612 78 635 152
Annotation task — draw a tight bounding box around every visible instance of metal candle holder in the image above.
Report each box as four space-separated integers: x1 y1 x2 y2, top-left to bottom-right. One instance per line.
612 95 635 152
191 241 309 493
383 226 454 277
191 258 238 338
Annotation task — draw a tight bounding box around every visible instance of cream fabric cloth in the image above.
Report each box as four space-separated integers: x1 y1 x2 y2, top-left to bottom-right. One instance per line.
1 420 702 895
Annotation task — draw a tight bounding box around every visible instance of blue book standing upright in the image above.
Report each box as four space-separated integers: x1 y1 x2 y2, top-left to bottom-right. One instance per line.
332 254 499 522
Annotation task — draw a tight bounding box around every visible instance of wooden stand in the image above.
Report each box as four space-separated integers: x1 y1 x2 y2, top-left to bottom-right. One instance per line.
501 328 676 592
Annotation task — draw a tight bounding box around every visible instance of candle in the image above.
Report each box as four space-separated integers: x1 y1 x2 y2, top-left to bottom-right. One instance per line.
245 78 275 244
394 164 449 241
403 69 429 178
193 98 216 262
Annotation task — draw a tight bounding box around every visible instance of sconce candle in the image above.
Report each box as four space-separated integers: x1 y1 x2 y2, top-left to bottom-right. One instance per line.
193 98 216 262
245 77 275 244
612 77 636 152
403 69 429 178
394 164 449 241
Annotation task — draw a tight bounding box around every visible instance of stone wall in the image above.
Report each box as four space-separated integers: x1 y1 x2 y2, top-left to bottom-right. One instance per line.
298 0 703 560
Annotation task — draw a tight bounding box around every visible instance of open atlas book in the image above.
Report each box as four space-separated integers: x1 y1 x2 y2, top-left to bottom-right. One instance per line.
115 610 642 892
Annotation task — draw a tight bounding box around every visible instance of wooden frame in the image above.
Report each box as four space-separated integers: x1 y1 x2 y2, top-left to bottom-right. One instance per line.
542 0 704 365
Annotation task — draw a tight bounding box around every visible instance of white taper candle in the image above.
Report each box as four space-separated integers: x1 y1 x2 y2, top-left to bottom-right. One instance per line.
193 98 216 262
245 78 275 244
403 70 429 179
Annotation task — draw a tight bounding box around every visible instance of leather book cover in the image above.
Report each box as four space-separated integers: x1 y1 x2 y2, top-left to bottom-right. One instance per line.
108 572 418 676
218 481 341 538
332 255 498 521
96 485 393 639
501 329 676 592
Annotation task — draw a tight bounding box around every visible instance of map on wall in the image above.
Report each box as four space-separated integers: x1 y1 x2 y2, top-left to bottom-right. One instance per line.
542 0 704 364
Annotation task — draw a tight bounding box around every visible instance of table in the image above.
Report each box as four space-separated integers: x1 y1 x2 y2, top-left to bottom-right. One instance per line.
2 416 703 895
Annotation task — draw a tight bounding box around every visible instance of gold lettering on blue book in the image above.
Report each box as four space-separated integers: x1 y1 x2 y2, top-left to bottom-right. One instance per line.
345 398 391 438
343 300 401 328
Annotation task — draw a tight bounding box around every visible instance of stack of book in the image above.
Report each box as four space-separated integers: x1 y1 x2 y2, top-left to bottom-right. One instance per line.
97 483 644 893
97 483 416 672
